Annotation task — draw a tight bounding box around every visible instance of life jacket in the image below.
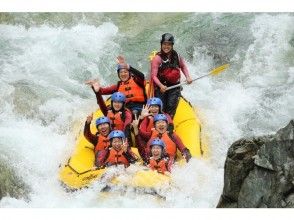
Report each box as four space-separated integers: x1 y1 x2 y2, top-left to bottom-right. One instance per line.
105 148 130 167
94 134 110 154
157 50 181 86
107 108 130 131
118 77 145 103
149 157 168 174
149 130 177 157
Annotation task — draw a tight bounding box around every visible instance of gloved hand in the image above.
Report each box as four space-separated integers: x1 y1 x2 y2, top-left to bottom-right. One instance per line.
182 148 192 162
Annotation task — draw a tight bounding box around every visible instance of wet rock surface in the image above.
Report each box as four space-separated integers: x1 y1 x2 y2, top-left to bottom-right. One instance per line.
217 120 294 208
0 160 30 201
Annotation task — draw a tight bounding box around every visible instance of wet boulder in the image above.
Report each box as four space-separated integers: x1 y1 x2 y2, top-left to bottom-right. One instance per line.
217 120 294 208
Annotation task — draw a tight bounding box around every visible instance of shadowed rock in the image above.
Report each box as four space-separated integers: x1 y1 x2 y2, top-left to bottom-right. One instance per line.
217 120 294 208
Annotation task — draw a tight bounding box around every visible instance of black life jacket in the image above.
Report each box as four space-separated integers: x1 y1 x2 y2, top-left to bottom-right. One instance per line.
157 50 181 86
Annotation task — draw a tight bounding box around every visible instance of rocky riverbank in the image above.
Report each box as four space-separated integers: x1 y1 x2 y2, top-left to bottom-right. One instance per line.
217 120 294 208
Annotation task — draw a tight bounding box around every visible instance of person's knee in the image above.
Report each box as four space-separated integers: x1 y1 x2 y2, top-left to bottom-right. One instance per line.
167 94 179 108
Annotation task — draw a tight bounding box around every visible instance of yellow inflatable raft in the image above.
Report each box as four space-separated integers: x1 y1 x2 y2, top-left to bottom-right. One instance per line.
59 96 207 190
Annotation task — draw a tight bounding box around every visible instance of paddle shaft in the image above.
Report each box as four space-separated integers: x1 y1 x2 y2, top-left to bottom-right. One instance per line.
166 73 210 91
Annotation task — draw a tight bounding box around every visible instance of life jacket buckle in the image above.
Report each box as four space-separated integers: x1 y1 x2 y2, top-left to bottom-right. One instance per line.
126 94 134 98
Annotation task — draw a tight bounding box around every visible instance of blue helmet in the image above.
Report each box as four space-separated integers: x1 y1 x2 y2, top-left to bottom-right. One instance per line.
108 130 125 140
116 64 129 73
153 114 168 124
95 116 110 126
150 138 165 150
111 92 126 103
147 97 163 110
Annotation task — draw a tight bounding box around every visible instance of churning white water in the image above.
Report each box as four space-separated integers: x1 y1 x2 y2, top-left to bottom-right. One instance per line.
0 13 293 208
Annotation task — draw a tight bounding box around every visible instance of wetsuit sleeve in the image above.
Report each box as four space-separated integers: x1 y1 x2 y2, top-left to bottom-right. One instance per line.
123 151 137 164
92 87 108 116
171 133 186 153
179 56 191 78
165 113 174 133
123 110 133 131
151 55 163 87
84 121 98 146
99 84 118 95
95 149 109 167
139 118 152 141
165 113 174 125
135 134 149 161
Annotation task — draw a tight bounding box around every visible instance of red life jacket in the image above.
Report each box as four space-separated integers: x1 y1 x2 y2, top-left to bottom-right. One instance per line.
149 130 177 157
107 110 124 131
94 135 110 154
105 148 130 167
118 77 145 103
149 157 168 174
157 51 181 86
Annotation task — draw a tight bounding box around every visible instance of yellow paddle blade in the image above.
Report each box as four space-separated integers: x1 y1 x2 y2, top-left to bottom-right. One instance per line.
210 63 230 75
148 50 158 61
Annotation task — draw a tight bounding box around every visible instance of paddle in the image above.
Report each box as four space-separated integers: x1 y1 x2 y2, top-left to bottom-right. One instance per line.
166 64 230 91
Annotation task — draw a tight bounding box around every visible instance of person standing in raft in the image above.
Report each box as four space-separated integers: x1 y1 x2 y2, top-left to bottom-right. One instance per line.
95 130 137 168
86 56 147 117
84 114 111 165
148 138 171 174
151 33 193 118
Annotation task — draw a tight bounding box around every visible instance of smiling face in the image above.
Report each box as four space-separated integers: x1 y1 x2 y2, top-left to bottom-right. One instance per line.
118 69 130 82
149 105 160 115
111 137 123 151
155 120 168 133
112 101 123 111
161 41 173 54
97 123 110 136
151 145 162 158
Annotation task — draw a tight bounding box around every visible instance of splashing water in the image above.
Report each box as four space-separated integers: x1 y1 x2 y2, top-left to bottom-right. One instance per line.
0 13 293 207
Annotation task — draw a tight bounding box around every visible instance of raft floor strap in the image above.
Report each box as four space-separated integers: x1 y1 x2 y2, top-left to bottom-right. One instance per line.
66 158 94 176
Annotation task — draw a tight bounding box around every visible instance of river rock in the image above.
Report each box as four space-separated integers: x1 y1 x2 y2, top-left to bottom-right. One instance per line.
217 120 294 208
0 160 30 201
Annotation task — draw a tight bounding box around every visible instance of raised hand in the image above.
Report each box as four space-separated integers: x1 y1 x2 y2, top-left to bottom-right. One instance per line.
92 80 100 92
140 104 151 119
117 55 126 64
85 79 100 92
86 113 93 124
131 113 140 135
85 79 95 86
122 138 128 153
